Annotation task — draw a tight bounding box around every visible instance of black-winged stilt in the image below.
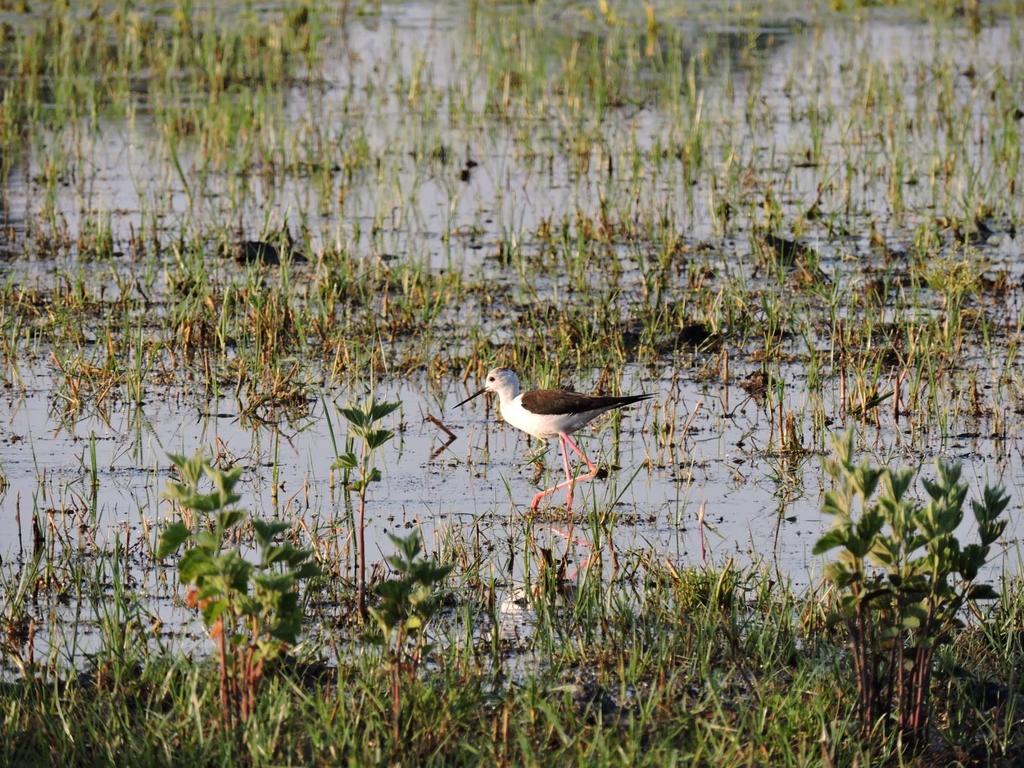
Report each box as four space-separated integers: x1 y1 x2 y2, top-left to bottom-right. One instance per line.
454 367 651 511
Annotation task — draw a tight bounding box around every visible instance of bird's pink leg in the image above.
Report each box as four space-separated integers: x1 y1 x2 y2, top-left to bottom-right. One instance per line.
563 433 598 480
530 435 577 511
560 433 577 558
530 433 600 516
561 433 575 510
559 433 601 575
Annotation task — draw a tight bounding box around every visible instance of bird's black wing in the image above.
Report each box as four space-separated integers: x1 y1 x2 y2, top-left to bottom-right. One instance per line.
521 389 651 416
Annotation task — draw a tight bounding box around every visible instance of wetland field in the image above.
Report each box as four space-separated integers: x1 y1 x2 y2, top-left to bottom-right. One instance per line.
1 0 1024 764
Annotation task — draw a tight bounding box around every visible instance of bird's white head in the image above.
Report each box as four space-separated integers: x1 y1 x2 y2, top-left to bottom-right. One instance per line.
482 367 520 399
454 367 520 408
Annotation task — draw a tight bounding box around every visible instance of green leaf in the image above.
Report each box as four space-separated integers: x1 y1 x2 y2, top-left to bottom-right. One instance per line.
195 530 220 551
157 522 190 558
178 548 216 583
294 562 322 580
813 530 848 556
254 572 295 594
979 520 1007 547
201 598 228 626
339 407 367 429
376 580 411 603
823 561 855 587
851 510 883 553
261 544 291 566
967 584 999 601
854 465 882 498
215 552 252 593
389 532 421 560
332 452 357 470
217 509 245 530
253 519 290 548
365 429 394 450
370 401 401 421
936 460 962 488
821 490 849 519
973 485 1010 523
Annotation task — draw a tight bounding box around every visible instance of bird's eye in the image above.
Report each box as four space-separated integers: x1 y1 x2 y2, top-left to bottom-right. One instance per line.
488 376 495 382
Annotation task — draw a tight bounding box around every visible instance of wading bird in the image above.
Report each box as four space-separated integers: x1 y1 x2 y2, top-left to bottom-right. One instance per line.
454 367 651 511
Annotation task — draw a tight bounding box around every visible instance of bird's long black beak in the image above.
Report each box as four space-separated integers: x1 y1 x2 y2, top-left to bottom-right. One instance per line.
454 387 487 408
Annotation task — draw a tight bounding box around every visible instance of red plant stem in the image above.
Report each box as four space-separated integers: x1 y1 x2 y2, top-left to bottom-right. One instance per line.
392 627 404 742
391 665 400 742
357 491 367 620
217 617 230 731
895 625 905 733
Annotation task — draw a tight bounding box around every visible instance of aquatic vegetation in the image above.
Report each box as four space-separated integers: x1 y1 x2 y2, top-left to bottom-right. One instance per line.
816 432 1009 750
367 531 453 742
334 395 401 620
157 453 322 728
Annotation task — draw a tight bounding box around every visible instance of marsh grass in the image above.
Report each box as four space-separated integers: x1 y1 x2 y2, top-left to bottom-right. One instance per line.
2 0 1024 764
0 432 1020 764
0 2 1021 421
3 546 1022 765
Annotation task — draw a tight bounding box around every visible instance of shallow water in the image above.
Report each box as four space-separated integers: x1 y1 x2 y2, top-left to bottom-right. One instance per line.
1 2 1023 662
3 361 1020 576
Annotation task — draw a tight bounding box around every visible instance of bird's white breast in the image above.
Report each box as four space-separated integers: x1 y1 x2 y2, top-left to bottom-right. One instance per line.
499 395 555 438
499 395 602 439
